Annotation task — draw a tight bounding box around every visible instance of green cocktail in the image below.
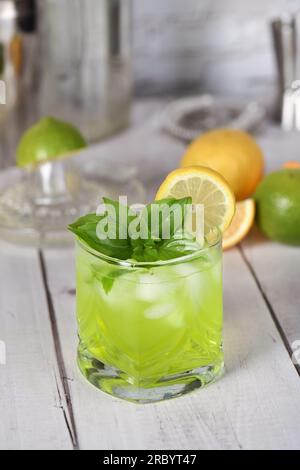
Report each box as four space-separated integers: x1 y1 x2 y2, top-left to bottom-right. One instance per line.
76 236 223 403
69 172 235 404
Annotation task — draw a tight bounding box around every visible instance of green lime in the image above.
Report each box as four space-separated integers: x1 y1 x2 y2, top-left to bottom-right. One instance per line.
255 169 300 245
16 116 87 168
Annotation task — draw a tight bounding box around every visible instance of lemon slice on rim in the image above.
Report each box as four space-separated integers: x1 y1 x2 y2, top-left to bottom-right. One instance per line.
223 199 255 250
155 166 236 235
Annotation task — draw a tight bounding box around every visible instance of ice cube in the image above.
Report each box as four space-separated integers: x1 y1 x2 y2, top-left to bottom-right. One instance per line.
144 302 185 328
144 303 173 319
135 275 172 301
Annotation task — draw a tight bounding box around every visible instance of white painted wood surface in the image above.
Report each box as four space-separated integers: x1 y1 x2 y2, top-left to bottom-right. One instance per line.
41 247 300 450
0 242 73 450
0 99 300 450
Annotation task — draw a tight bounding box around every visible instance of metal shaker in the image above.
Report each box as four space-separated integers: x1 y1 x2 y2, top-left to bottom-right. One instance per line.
271 11 300 128
36 0 133 142
271 15 295 121
0 0 133 167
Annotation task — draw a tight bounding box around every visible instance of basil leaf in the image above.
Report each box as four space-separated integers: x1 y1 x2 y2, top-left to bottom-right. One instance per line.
158 236 201 260
68 197 200 262
100 270 132 294
146 197 192 239
93 268 137 294
102 197 136 239
68 211 132 260
132 238 159 262
69 213 100 230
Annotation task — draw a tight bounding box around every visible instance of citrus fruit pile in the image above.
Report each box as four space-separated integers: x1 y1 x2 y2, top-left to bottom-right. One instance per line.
165 125 300 248
174 128 265 248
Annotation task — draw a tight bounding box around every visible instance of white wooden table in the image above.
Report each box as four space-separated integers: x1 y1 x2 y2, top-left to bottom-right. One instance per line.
0 100 300 450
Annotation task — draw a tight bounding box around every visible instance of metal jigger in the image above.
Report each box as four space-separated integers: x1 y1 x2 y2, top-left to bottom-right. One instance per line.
271 11 300 130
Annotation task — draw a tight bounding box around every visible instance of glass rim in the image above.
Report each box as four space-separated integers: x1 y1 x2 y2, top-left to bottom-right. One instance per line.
76 229 222 269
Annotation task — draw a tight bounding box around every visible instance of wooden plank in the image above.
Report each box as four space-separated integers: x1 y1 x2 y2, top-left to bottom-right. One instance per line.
42 246 300 450
0 241 73 450
242 126 300 363
241 227 300 351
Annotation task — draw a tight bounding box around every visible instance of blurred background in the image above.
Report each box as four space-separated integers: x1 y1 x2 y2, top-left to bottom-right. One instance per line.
1 0 300 166
134 0 298 98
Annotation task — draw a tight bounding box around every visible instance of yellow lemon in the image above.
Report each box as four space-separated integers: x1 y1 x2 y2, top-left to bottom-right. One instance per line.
181 128 264 201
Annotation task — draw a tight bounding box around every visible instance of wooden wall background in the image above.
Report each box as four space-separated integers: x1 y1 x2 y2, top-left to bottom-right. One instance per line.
133 0 300 98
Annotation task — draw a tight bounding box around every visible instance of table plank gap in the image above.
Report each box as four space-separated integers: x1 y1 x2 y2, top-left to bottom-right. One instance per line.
38 250 79 450
241 226 300 364
238 244 300 377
